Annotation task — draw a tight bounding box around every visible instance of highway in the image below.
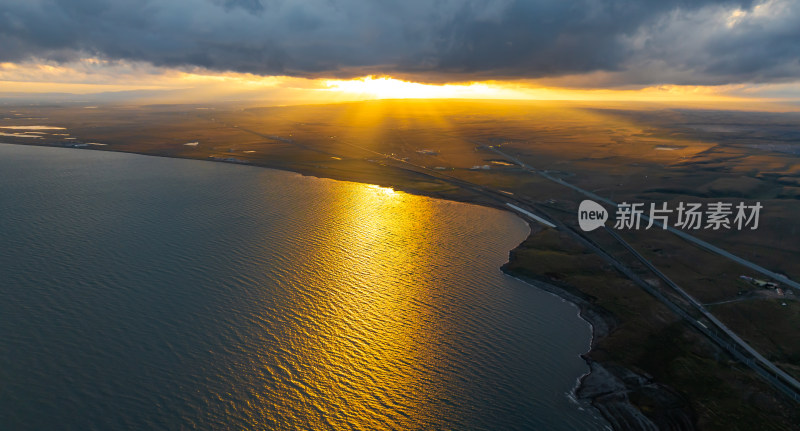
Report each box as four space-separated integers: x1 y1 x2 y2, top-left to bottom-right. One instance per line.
484 145 800 294
478 144 800 401
606 228 800 400
503 196 800 402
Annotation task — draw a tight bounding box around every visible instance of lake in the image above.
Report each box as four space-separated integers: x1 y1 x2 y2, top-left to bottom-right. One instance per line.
0 143 608 430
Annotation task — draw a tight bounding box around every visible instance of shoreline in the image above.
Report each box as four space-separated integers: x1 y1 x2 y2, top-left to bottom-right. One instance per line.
2 141 663 429
501 269 667 430
0 142 516 212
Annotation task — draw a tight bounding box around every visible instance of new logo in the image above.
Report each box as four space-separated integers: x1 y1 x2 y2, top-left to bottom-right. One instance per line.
578 200 608 231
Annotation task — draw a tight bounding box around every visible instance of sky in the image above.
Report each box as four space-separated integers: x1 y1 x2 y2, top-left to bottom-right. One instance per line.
1 0 799 103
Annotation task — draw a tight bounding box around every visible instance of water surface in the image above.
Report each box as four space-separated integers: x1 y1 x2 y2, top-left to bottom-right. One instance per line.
0 144 608 430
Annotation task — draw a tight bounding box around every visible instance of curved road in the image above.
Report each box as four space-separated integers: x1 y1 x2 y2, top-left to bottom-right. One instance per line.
485 145 800 293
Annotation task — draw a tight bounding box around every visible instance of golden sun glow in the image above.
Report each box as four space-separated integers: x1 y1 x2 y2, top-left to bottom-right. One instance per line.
322 75 758 104
324 76 504 99
0 59 782 106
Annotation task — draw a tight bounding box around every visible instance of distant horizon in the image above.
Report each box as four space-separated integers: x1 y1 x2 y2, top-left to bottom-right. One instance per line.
3 91 798 115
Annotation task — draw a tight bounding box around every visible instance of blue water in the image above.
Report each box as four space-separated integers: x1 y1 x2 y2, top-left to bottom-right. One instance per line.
0 144 608 430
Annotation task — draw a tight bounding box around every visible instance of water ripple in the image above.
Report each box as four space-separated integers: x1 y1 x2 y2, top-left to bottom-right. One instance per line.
0 144 608 430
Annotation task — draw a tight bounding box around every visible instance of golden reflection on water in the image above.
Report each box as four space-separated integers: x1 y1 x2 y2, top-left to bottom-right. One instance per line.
259 181 442 429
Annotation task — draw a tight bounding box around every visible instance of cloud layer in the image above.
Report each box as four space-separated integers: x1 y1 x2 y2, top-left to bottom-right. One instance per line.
1 0 798 86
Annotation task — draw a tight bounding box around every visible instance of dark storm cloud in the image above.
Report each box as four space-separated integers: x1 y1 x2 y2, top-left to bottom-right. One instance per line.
1 0 798 85
221 0 265 15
